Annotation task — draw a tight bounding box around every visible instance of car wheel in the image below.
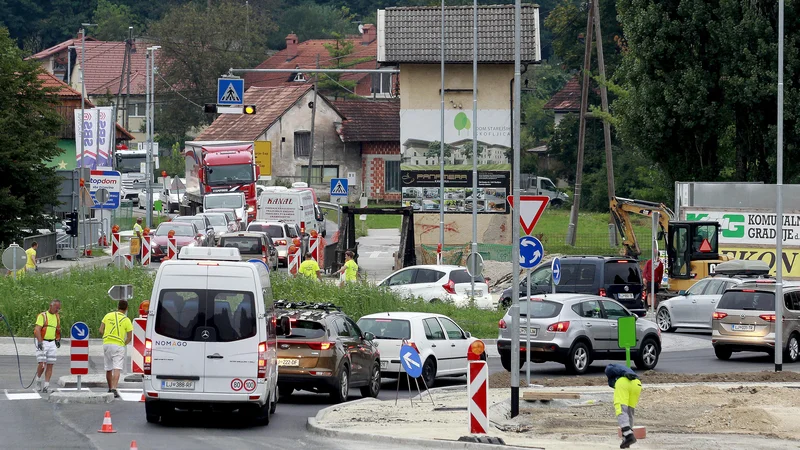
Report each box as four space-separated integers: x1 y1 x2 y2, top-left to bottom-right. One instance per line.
278 386 293 398
550 199 563 209
714 346 732 360
565 341 590 375
500 351 511 372
419 357 436 389
145 400 161 424
786 334 800 363
360 362 381 398
253 392 271 426
269 385 278 414
634 338 660 370
329 365 350 404
656 308 676 333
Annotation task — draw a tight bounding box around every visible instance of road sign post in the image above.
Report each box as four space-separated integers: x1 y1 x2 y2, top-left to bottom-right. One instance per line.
330 178 349 204
468 360 489 434
70 322 90 390
507 195 549 235
617 316 637 368
526 267 531 386
396 343 433 406
519 236 543 269
2 244 27 280
217 78 244 106
551 257 561 294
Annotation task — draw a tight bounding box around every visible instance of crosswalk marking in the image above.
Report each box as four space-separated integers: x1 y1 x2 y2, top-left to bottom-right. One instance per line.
4 389 41 400
1 387 143 401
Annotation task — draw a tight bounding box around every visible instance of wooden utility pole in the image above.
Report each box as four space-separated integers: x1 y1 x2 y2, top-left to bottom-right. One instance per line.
306 54 319 187
565 0 615 246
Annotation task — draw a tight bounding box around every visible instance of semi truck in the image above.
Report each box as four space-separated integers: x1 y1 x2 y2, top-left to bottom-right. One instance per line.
115 148 154 203
180 141 259 223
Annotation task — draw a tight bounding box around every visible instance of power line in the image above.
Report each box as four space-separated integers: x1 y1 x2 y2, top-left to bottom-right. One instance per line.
157 72 204 109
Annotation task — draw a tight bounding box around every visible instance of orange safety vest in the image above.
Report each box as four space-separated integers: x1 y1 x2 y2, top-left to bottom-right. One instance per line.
37 312 61 341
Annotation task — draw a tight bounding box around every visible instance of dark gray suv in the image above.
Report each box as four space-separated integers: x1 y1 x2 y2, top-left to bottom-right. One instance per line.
498 256 647 316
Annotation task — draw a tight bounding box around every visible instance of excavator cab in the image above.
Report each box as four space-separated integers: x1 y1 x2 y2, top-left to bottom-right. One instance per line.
666 221 721 280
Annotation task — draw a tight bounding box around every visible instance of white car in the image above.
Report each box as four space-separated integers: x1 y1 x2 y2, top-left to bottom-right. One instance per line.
196 212 231 243
378 265 495 309
137 190 162 209
357 312 482 388
246 221 299 266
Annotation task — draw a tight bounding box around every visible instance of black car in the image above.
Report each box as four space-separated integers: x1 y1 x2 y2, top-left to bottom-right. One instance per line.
499 256 647 316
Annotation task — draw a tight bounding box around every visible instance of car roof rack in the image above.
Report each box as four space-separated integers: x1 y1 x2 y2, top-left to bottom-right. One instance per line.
709 260 772 278
274 300 342 312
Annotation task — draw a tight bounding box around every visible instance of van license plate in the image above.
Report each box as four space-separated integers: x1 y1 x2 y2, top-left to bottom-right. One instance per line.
277 358 299 367
732 324 755 332
380 361 388 369
162 380 195 390
618 293 634 300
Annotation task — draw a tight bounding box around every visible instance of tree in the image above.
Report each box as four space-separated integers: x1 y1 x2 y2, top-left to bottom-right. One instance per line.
425 141 454 159
92 0 141 41
268 2 358 49
148 0 276 144
0 27 63 244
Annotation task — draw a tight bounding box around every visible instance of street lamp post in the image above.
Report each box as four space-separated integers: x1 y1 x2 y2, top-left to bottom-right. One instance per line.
146 46 161 228
775 0 785 373
79 23 96 253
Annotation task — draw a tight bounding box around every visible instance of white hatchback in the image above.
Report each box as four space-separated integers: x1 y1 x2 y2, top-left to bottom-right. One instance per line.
378 265 495 309
357 312 482 388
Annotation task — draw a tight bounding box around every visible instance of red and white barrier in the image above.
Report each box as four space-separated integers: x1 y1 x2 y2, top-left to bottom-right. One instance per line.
142 236 151 266
309 236 319 262
124 254 133 267
288 252 299 275
131 318 146 373
111 233 121 258
468 361 488 434
70 340 89 375
167 237 177 260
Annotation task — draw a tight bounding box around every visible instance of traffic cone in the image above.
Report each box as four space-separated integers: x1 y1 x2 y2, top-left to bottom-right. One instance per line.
140 392 145 402
130 440 138 450
97 410 117 433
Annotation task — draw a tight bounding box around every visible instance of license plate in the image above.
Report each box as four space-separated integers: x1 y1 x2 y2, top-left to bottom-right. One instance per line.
522 328 538 337
732 324 755 332
161 380 195 390
277 358 299 367
466 290 479 297
618 293 634 299
380 360 388 369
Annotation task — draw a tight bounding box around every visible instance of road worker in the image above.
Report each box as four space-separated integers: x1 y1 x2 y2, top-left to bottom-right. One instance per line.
99 300 133 398
33 299 62 393
297 253 321 281
338 250 358 286
605 363 642 448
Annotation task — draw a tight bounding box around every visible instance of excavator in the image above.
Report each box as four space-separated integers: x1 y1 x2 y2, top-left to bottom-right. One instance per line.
609 197 733 294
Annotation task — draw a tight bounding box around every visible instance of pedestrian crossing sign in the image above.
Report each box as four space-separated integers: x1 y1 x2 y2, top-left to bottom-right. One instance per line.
217 78 244 105
330 178 348 197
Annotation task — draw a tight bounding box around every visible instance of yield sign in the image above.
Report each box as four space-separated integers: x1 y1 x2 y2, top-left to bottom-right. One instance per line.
507 195 549 235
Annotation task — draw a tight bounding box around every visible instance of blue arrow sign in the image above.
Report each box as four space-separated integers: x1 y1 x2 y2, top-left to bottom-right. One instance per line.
71 322 89 341
399 344 422 378
519 236 544 269
552 257 562 285
217 78 244 105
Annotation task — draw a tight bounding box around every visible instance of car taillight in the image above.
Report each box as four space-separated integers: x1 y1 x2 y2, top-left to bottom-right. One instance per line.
742 289 756 293
144 339 152 375
760 314 777 322
443 280 456 295
712 312 728 320
307 342 333 351
258 342 267 378
407 341 420 353
262 245 267 255
547 321 570 332
499 319 507 329
276 239 287 246
598 288 607 297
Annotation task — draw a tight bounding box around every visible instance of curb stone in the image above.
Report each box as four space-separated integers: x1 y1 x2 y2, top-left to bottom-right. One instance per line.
48 391 113 404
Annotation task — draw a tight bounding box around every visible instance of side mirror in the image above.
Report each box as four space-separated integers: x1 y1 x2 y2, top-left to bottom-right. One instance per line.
678 290 687 295
364 331 375 341
276 316 292 337
464 331 472 338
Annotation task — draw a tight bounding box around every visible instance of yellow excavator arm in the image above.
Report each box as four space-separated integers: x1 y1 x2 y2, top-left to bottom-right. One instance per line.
609 197 674 259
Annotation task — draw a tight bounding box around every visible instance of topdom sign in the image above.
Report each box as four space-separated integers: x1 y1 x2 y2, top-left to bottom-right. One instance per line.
685 209 800 246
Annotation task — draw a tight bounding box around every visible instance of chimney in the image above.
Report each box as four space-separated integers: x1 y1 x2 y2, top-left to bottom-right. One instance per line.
286 33 299 60
76 29 84 41
362 24 375 45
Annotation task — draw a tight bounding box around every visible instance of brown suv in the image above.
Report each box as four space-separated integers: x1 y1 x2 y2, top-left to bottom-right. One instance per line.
218 232 279 271
275 302 381 403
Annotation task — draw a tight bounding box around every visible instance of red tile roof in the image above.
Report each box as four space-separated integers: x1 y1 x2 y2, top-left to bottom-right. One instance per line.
331 99 400 142
29 36 97 60
76 41 149 95
543 75 582 112
244 36 378 90
197 85 322 141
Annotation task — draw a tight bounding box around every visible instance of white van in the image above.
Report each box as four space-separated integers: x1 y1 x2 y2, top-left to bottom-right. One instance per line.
257 188 322 236
142 247 290 425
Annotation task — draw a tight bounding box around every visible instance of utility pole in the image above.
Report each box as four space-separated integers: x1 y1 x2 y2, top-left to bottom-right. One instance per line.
306 54 319 187
775 0 785 373
510 0 522 418
146 46 161 228
79 23 96 253
112 35 130 167
439 0 446 264
470 0 479 302
593 0 615 201
125 26 133 131
145 49 151 228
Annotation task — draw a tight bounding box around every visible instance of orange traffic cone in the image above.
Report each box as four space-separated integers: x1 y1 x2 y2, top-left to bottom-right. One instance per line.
97 410 117 433
130 440 138 450
140 392 145 402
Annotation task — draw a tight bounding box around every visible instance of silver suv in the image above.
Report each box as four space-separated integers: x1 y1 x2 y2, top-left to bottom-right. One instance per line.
712 280 800 362
496 294 662 374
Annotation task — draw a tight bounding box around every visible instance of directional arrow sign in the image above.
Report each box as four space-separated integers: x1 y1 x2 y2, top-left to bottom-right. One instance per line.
71 322 89 341
507 195 549 235
399 344 423 378
551 257 562 285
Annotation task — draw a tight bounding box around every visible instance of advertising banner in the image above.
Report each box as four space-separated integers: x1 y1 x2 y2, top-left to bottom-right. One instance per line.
73 108 98 169
683 209 800 246
96 107 114 167
400 170 510 214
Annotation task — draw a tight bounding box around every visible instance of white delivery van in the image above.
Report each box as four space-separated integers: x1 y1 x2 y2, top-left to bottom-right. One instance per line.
257 188 322 236
142 247 290 425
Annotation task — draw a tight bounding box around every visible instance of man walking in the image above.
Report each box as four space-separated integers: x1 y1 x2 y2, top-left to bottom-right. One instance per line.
25 241 38 273
33 299 61 393
132 217 144 265
297 253 321 281
99 300 133 398
605 363 642 448
338 250 358 287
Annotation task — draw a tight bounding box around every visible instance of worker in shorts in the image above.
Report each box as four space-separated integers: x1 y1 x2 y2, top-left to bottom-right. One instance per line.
99 300 133 398
605 363 642 448
33 299 62 393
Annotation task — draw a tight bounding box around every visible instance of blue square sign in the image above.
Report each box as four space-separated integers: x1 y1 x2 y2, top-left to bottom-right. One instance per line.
217 78 244 105
330 178 348 197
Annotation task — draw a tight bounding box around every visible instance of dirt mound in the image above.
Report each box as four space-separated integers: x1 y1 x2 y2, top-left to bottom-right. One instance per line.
490 370 800 388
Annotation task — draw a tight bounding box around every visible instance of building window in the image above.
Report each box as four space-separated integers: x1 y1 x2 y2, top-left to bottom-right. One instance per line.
371 72 393 95
294 131 311 157
128 102 145 117
385 160 400 192
300 165 339 183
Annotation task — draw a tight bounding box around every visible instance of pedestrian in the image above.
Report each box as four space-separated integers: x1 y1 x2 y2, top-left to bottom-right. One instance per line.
605 363 642 448
132 217 144 265
33 299 61 393
99 300 133 398
26 241 38 273
296 253 321 281
643 250 664 309
337 250 358 287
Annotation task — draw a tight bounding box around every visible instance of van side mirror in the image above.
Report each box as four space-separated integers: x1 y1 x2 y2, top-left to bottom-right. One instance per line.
276 316 292 336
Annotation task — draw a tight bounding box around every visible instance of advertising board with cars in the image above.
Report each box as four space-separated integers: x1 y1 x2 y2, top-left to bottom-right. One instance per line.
400 170 510 214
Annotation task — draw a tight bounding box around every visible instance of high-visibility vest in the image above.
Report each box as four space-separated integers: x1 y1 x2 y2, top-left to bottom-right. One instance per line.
37 312 61 341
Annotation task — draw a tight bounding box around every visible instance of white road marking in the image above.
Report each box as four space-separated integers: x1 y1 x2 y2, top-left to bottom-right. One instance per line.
4 389 41 400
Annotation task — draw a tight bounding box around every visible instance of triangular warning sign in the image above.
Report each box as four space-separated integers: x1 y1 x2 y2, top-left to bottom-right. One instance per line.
507 195 549 235
220 83 241 102
699 238 712 253
331 180 347 195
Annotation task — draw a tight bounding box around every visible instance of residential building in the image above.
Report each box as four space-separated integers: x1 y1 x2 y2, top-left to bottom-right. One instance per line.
542 75 581 126
244 25 397 99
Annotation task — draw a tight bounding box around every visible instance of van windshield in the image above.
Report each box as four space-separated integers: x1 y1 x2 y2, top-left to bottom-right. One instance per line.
204 194 244 209
154 289 257 342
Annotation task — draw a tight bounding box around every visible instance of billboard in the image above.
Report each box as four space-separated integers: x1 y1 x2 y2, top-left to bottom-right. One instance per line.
400 170 509 214
684 209 800 246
